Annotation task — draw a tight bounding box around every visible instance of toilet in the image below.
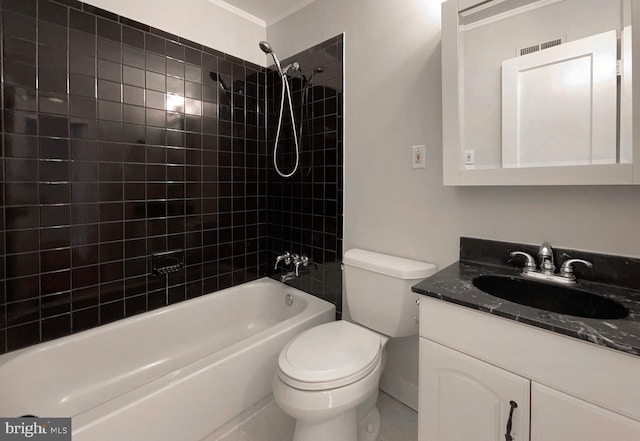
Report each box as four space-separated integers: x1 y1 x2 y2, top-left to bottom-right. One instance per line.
273 249 437 441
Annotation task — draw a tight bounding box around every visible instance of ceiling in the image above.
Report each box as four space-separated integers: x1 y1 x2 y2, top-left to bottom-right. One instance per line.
212 0 319 26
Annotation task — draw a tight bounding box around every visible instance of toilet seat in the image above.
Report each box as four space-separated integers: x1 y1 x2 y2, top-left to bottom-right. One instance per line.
277 321 382 391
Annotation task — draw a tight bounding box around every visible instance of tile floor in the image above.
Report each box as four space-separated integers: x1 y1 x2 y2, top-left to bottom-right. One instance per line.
212 390 417 441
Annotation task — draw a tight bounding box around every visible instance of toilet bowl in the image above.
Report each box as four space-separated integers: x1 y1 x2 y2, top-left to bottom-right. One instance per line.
273 249 437 441
273 320 387 441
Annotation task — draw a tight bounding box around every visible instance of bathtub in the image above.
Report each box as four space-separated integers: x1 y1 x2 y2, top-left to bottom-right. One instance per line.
0 277 335 441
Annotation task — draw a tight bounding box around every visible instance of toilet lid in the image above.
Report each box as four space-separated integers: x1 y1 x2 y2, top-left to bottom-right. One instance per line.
278 321 382 390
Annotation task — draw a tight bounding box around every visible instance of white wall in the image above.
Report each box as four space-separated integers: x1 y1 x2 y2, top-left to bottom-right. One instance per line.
82 0 267 66
267 0 640 409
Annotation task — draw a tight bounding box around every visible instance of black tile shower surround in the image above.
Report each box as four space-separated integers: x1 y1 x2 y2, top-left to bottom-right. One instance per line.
0 0 268 353
265 36 344 316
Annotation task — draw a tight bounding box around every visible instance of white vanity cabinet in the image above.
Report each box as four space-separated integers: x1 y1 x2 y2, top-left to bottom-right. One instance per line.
531 383 640 441
420 339 530 441
418 297 640 441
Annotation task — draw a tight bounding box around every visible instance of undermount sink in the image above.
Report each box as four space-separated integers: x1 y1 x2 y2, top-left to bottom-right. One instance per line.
472 275 629 320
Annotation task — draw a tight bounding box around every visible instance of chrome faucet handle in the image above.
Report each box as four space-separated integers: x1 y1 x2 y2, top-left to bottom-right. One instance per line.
559 259 593 282
538 241 555 273
294 255 309 277
510 251 537 273
274 251 292 270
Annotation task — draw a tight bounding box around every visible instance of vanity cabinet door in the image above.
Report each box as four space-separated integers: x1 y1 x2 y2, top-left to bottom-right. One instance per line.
531 383 640 441
419 338 530 441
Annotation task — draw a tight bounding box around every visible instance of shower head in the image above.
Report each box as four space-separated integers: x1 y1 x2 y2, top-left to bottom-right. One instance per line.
283 61 300 76
259 40 284 76
258 41 273 54
302 66 325 85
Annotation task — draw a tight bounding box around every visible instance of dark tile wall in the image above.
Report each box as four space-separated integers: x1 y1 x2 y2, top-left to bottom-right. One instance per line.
265 36 344 316
0 0 267 353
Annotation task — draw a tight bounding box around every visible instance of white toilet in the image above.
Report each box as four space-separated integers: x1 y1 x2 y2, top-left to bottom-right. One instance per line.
273 249 437 441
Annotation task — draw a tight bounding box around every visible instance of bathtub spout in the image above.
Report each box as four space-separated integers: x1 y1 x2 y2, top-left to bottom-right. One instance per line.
280 271 298 283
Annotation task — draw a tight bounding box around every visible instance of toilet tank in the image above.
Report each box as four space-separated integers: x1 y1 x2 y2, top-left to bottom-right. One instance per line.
343 249 437 338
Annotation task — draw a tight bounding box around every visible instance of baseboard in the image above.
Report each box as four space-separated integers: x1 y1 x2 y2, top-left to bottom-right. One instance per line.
379 370 418 411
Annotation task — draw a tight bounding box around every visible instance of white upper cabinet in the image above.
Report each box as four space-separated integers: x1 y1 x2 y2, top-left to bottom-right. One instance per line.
441 0 640 185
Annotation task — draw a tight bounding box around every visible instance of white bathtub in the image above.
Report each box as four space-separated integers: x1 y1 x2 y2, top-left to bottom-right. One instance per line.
0 277 335 441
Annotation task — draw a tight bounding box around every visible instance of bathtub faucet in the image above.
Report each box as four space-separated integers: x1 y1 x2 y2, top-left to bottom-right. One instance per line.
294 255 309 276
278 253 311 282
275 251 292 270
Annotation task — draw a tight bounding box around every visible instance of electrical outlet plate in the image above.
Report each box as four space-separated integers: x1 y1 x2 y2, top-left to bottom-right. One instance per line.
412 145 426 169
464 149 475 165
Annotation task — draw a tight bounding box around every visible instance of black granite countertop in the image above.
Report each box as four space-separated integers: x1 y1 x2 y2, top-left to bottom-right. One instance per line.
412 238 640 357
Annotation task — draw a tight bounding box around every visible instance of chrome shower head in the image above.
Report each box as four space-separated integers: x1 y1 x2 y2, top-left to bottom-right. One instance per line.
259 41 284 76
283 61 300 76
258 41 272 54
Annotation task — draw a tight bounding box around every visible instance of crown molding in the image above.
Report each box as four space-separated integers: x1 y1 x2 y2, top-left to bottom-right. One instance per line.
206 0 266 28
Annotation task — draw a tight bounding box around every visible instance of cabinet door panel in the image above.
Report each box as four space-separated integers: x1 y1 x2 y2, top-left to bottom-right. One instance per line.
532 383 640 441
419 338 530 441
502 30 617 169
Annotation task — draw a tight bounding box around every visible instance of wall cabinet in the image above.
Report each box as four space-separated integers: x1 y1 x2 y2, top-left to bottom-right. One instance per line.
418 297 640 441
441 0 640 185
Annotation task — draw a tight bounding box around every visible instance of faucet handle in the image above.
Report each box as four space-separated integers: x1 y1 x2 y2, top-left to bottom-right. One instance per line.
275 251 292 269
559 258 593 282
510 251 537 273
295 255 309 277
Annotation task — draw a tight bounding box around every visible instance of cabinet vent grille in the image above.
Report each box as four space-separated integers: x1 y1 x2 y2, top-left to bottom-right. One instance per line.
520 44 540 56
518 36 565 56
541 38 562 50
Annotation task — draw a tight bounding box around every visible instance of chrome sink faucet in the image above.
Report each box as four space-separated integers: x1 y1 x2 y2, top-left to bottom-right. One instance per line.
510 241 593 285
538 241 555 274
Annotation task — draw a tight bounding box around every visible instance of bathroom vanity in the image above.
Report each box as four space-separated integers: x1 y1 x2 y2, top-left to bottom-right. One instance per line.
413 238 640 441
